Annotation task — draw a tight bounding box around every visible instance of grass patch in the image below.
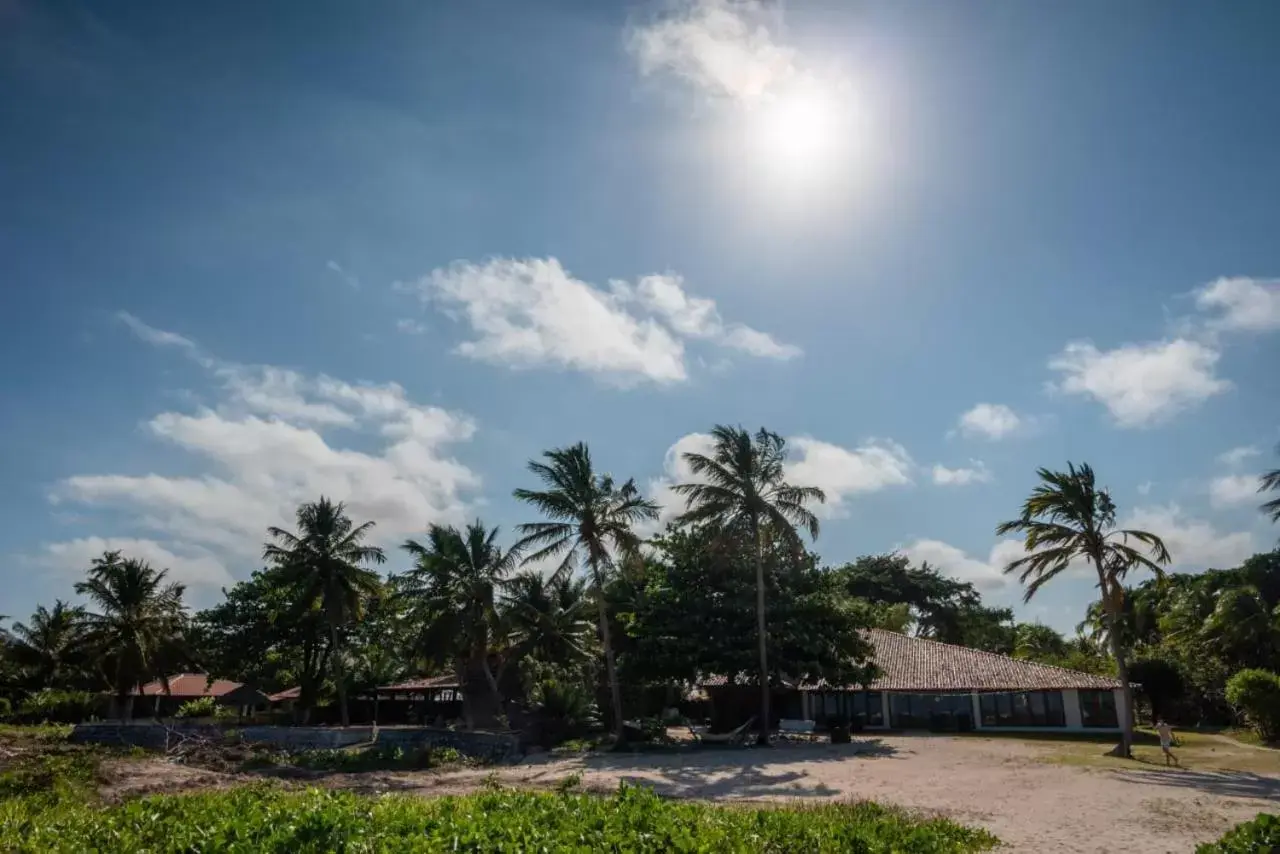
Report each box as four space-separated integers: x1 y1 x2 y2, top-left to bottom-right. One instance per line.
0 783 998 852
0 724 74 745
1038 729 1280 774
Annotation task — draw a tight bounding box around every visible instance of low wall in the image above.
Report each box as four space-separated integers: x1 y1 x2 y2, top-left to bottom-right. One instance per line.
69 723 521 762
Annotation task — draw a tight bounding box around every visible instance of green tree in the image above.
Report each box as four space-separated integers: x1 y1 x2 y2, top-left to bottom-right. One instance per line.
503 572 595 671
1225 668 1280 742
513 443 658 742
1013 622 1068 661
401 521 517 729
8 601 88 689
672 425 826 745
75 551 188 720
264 498 386 727
997 462 1170 757
1261 447 1280 527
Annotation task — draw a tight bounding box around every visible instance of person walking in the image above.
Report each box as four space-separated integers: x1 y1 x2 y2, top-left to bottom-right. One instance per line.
1156 718 1178 766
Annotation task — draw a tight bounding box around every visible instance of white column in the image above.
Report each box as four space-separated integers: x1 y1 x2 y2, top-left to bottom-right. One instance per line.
1063 689 1083 729
880 692 891 728
971 692 982 729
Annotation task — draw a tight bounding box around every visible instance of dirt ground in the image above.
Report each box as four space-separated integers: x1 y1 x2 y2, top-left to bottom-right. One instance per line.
107 733 1279 853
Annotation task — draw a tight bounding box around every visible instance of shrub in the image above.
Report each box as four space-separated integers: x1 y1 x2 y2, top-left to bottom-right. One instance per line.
1225 669 1280 742
528 678 601 747
174 697 232 720
1196 813 1280 853
14 691 100 725
0 784 998 852
0 698 11 721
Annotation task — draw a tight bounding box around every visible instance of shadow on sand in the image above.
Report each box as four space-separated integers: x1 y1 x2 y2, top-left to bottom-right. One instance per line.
1110 768 1280 801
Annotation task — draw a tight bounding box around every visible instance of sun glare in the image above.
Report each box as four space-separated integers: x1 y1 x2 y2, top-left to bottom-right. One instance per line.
748 82 852 182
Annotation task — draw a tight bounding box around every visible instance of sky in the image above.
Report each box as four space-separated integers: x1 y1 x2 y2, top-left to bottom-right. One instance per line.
2 0 1279 634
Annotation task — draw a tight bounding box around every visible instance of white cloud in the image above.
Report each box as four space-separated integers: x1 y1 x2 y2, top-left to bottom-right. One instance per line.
408 257 796 384
117 311 199 352
326 260 362 290
1219 445 1261 467
50 317 482 591
617 274 800 359
899 539 1016 591
1047 339 1230 428
38 537 235 602
1123 504 1256 570
1209 474 1261 508
955 403 1022 441
1137 481 1153 496
1194 276 1280 334
784 437 913 516
396 318 427 335
931 460 991 486
646 432 718 527
627 0 797 105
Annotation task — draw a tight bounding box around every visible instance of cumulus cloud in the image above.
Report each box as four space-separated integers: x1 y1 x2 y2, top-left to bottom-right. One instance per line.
627 0 798 104
899 539 1019 591
646 432 718 527
1047 339 1230 428
1194 277 1280 334
405 257 796 384
1123 504 1256 570
931 460 991 487
1219 445 1261 467
1209 474 1261 508
50 317 482 590
954 403 1022 441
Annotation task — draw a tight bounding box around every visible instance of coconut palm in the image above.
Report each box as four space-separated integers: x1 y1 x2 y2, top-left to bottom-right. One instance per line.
672 425 826 745
1261 446 1280 526
75 551 188 720
401 521 517 729
997 463 1170 757
503 571 595 668
264 497 386 727
513 443 659 742
8 600 88 688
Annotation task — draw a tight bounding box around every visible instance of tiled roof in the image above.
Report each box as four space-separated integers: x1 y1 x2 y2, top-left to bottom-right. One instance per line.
267 686 301 702
377 675 460 692
700 630 1121 691
134 673 244 697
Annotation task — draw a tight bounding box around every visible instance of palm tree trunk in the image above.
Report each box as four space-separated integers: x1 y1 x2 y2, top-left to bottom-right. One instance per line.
1103 589 1135 758
330 622 349 727
591 561 625 743
753 520 770 747
458 660 475 729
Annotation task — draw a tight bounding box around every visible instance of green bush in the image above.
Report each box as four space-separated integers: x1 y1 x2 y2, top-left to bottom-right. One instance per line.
1196 813 1280 853
248 743 474 773
174 696 232 720
528 678 602 746
0 698 11 721
14 691 100 725
0 783 998 852
1225 669 1280 742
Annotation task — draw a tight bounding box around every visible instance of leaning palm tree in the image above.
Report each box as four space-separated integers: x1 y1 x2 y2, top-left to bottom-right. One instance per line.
997 463 1170 757
75 551 188 720
1261 446 1280 527
673 425 826 745
513 443 659 742
264 497 386 727
9 600 88 688
401 521 517 729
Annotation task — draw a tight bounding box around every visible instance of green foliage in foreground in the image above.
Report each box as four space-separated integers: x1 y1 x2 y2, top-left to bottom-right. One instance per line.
1225 669 1280 743
0 783 997 853
244 743 470 773
1197 813 1280 854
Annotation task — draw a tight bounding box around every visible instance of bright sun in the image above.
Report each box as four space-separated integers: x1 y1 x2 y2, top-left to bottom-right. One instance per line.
748 83 851 181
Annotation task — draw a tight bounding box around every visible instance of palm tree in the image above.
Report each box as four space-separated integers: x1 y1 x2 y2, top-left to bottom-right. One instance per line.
9 600 88 688
75 551 188 720
997 463 1170 757
503 571 596 668
264 497 386 727
672 425 826 745
401 521 517 729
1261 446 1280 527
513 443 659 742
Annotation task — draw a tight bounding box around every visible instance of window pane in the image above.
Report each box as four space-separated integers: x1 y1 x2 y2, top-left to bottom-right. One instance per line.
1029 692 1047 726
1046 692 1065 726
866 693 883 726
980 694 997 726
996 693 1013 725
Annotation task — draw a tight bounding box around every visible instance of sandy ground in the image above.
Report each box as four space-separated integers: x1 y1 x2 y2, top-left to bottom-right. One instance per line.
104 734 1280 853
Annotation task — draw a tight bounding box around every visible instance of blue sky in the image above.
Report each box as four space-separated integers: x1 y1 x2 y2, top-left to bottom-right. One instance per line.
3 0 1279 633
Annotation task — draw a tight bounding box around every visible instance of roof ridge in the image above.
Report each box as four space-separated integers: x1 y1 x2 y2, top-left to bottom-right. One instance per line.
862 627 1113 682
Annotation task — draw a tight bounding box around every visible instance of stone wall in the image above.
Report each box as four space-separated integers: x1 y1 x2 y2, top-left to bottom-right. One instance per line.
69 722 521 761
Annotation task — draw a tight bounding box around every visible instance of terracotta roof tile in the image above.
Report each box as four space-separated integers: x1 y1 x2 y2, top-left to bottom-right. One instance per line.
267 686 301 702
700 630 1121 691
134 673 244 697
377 675 460 692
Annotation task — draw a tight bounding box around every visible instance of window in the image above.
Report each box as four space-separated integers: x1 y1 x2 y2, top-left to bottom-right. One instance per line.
1079 690 1118 728
979 691 1067 727
889 693 972 729
816 691 884 726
